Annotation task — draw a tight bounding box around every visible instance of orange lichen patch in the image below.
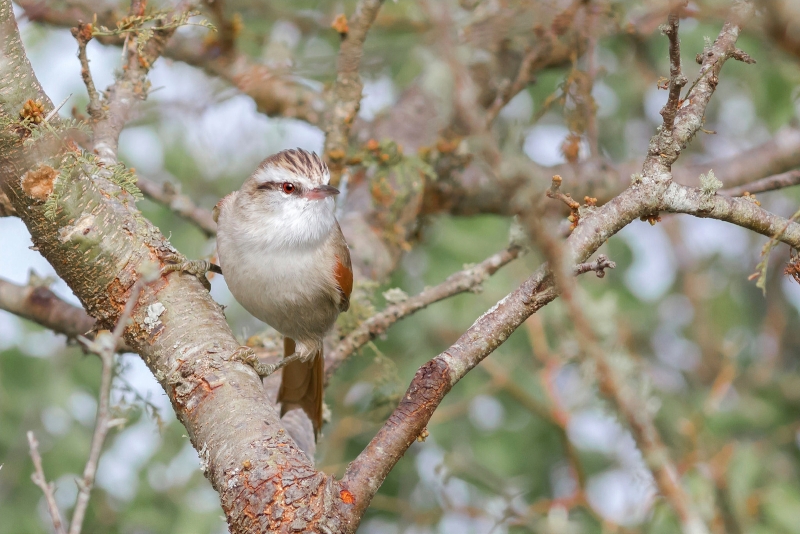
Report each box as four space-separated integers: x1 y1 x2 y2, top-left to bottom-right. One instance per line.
639 213 662 226
21 165 58 200
19 99 46 124
243 460 252 470
75 22 93 42
742 191 761 206
331 13 349 36
365 138 380 152
340 489 355 504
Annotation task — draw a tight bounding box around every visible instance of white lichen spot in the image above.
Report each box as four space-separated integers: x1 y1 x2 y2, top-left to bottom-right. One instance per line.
58 214 96 243
631 173 643 184
198 442 210 474
382 287 409 305
699 169 722 195
144 302 166 332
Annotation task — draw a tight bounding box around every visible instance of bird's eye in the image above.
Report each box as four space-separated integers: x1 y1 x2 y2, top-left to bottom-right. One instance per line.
282 182 295 194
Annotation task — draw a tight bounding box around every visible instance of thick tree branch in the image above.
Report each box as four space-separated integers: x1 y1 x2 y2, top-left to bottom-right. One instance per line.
323 0 384 186
0 277 94 340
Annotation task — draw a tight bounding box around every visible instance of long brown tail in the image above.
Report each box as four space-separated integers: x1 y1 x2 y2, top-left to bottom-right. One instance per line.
277 337 323 439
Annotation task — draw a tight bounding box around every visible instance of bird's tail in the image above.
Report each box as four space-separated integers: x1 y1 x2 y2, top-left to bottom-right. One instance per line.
277 337 323 439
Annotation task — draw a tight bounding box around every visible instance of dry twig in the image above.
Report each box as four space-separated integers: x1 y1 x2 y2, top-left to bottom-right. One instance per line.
27 432 66 534
137 176 217 236
326 244 522 382
68 278 146 534
719 169 800 197
71 22 102 120
660 3 689 133
323 0 384 186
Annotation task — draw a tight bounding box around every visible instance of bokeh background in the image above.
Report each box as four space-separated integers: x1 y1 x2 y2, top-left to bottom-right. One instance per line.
3 1 800 533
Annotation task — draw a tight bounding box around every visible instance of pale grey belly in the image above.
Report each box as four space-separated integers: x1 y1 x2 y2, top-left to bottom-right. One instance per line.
224 252 339 342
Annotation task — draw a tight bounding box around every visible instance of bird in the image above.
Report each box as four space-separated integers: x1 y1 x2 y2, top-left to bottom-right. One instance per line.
171 148 352 438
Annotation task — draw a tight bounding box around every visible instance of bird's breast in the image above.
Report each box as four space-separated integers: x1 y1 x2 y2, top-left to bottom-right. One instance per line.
218 234 340 340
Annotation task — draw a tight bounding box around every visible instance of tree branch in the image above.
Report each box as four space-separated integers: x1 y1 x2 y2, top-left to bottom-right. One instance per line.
325 244 522 383
91 0 180 165
661 181 800 245
68 278 146 534
719 169 800 197
137 175 217 236
323 0 384 186
659 2 689 133
27 432 67 534
71 22 102 121
15 0 326 125
340 5 763 524
0 277 95 340
484 0 583 127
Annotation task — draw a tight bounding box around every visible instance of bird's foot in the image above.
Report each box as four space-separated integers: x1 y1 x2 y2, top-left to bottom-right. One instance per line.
231 346 305 377
161 254 221 290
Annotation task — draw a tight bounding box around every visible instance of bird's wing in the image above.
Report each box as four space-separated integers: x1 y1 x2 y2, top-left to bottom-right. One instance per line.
331 223 353 313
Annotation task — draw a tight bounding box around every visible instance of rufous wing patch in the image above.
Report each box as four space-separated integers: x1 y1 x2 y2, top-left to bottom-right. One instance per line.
334 255 353 312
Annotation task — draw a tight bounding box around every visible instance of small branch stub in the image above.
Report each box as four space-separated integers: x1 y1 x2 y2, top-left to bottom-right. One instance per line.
573 255 616 278
547 175 596 230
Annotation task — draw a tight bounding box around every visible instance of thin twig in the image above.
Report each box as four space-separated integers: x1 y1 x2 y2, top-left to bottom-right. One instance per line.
573 254 616 277
484 0 583 127
92 0 182 165
27 432 67 534
323 0 384 186
660 2 688 133
326 245 522 382
71 22 103 120
719 169 800 197
137 176 217 236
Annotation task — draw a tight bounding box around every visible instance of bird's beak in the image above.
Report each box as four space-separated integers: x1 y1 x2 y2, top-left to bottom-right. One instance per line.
305 184 340 200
